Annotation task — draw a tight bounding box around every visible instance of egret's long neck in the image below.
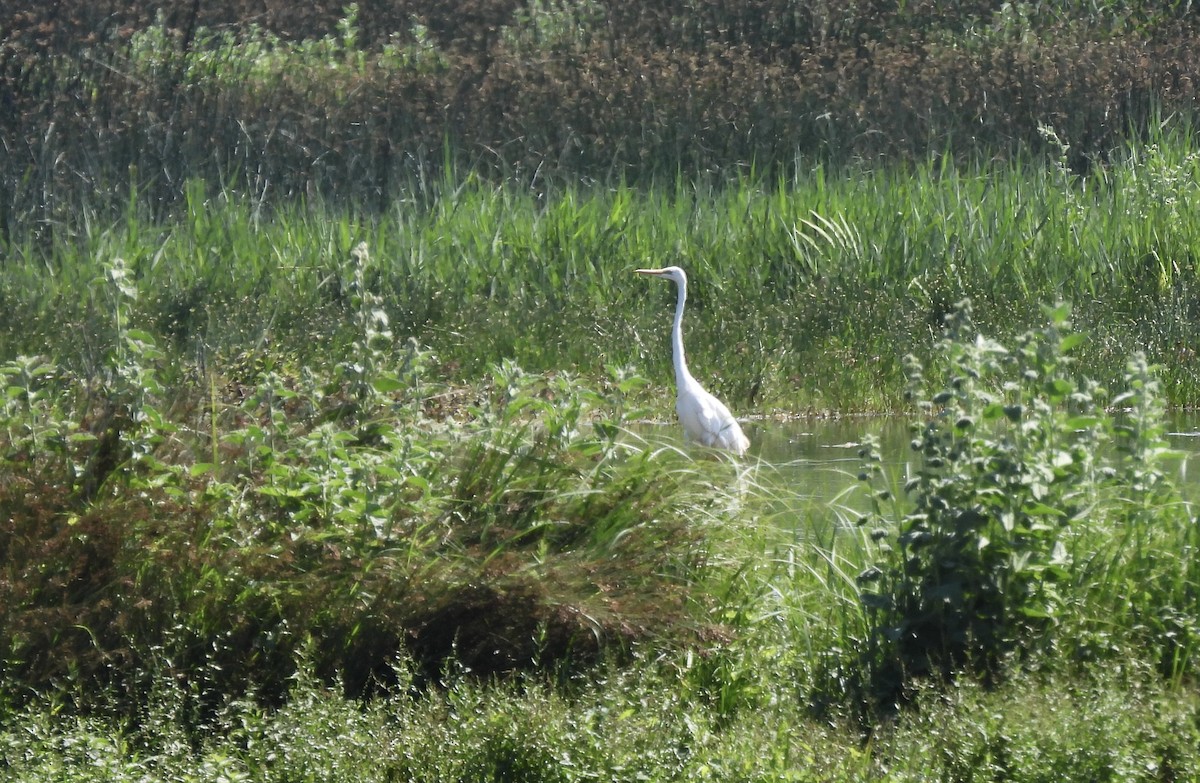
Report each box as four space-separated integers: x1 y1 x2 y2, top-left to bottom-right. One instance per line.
671 278 692 388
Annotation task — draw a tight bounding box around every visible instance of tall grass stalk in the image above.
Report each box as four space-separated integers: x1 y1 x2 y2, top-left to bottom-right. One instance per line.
3 257 1200 778
3 127 1200 414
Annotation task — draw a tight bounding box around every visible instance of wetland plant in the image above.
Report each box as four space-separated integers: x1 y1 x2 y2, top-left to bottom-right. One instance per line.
854 299 1191 707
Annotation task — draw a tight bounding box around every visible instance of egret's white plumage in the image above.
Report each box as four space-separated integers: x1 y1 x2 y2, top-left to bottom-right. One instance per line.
636 266 750 456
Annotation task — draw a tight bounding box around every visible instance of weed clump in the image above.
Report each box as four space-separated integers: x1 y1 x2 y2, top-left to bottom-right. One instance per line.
0 246 725 721
854 299 1194 709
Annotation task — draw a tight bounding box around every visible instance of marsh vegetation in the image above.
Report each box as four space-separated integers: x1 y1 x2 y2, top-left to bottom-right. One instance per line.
4 2 1200 780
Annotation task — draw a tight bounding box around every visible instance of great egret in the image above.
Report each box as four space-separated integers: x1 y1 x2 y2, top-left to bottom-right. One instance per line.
636 266 750 456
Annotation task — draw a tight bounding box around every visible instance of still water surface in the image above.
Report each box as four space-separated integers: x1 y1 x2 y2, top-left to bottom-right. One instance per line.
732 413 1200 508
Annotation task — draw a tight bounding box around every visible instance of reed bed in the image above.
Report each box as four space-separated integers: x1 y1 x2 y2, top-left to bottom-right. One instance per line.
4 0 1196 228
4 7 1200 777
3 128 1200 414
3 239 1200 779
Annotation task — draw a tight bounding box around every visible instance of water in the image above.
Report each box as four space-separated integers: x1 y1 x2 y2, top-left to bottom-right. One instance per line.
737 413 1200 507
743 416 909 514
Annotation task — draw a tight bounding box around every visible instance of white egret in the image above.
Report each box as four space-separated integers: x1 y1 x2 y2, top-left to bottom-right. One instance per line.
636 266 750 456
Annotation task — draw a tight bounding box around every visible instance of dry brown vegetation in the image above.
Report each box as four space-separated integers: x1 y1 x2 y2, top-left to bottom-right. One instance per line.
2 1 1197 233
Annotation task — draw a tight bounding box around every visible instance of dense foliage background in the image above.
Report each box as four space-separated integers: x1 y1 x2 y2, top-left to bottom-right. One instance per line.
3 0 1198 233
4 4 1200 780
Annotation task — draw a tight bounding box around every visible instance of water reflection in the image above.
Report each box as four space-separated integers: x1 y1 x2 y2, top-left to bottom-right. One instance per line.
740 412 1199 507
743 417 908 515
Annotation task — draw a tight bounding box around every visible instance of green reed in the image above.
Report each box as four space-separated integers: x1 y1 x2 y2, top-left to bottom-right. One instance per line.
3 237 1200 779
4 126 1200 416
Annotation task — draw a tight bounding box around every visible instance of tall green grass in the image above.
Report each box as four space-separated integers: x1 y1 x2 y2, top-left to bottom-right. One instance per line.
4 238 1200 779
0 245 758 717
5 9 1200 777
3 126 1200 413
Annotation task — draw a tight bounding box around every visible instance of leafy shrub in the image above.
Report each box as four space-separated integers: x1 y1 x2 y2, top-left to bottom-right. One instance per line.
0 246 727 719
854 300 1188 705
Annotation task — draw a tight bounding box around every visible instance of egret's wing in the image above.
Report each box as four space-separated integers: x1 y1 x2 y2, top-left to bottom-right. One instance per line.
679 388 750 455
715 417 750 454
703 405 750 454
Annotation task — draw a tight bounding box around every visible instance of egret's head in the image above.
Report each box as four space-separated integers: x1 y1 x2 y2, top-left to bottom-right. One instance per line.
635 266 687 286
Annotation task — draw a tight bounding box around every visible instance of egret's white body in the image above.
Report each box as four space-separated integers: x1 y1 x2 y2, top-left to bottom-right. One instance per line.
636 266 750 456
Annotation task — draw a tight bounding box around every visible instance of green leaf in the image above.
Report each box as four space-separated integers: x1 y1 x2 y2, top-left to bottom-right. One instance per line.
1059 333 1085 353
124 328 159 344
1024 501 1064 517
372 375 408 393
1017 605 1053 619
375 464 403 481
982 402 1006 420
1046 378 1074 397
1043 301 1071 324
